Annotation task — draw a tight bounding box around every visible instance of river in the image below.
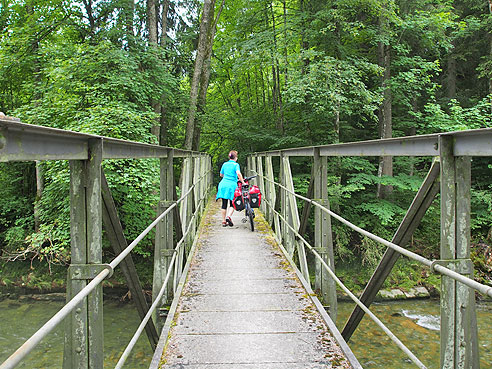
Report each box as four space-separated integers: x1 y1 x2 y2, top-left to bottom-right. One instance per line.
336 299 492 368
0 298 153 368
0 298 490 368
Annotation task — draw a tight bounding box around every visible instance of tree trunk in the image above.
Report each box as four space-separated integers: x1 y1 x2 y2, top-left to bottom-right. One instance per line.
260 67 266 108
147 0 160 141
376 40 393 199
158 105 168 146
283 0 288 84
147 0 158 44
81 0 96 36
34 161 43 232
124 0 134 49
270 3 284 133
254 68 259 106
489 0 492 108
184 0 216 150
192 0 225 151
446 48 457 99
158 0 171 146
160 0 170 47
299 0 309 74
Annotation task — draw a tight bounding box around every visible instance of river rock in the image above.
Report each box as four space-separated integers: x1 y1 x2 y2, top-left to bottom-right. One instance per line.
18 293 66 302
377 287 430 300
378 289 406 300
403 286 429 298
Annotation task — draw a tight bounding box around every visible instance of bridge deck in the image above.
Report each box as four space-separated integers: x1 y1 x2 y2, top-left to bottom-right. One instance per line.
152 200 359 368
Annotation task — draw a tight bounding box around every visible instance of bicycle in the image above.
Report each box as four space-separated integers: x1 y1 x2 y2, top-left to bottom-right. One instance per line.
238 175 257 231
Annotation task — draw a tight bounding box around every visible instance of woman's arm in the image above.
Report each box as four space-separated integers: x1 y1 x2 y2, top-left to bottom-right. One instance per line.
237 171 245 184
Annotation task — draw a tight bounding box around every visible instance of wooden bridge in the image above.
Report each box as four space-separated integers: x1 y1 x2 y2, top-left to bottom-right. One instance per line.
1 118 491 369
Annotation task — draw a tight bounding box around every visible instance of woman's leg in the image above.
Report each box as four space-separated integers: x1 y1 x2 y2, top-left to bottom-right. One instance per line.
221 199 228 224
226 200 234 217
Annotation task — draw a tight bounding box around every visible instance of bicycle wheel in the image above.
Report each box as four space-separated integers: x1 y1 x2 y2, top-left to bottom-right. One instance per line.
247 202 254 232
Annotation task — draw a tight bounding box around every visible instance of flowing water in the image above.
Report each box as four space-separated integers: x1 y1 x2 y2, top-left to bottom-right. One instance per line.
336 299 492 368
0 297 491 368
0 298 152 368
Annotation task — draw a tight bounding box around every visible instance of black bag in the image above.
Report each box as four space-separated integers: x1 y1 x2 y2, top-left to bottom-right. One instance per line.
233 193 245 211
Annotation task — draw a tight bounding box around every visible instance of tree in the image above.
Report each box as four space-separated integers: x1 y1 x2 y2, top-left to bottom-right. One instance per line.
184 0 217 150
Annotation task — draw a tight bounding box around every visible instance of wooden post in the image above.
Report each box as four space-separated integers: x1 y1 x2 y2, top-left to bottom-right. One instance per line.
187 154 195 251
175 157 189 291
265 156 277 228
439 136 479 369
313 148 337 321
279 153 287 246
153 149 174 331
250 154 257 184
199 155 205 212
282 155 309 281
193 155 200 215
64 139 103 369
256 156 266 216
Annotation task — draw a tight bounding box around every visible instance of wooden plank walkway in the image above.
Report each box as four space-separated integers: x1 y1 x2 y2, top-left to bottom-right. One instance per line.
151 199 361 369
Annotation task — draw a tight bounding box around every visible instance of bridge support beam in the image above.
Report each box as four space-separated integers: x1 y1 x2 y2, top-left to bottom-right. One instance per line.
153 149 175 332
175 156 193 291
256 156 267 217
282 155 309 281
279 153 288 250
313 149 336 321
252 154 257 185
102 171 159 349
439 136 479 369
265 156 277 229
341 158 441 341
64 139 104 369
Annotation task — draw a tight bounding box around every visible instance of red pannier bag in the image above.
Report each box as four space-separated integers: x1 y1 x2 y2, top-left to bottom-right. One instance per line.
249 185 262 208
233 186 245 211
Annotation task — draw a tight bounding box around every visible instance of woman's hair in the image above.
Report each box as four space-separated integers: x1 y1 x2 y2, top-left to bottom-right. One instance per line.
228 150 238 160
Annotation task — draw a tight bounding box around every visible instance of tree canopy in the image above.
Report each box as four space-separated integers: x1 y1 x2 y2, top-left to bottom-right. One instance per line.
0 0 491 277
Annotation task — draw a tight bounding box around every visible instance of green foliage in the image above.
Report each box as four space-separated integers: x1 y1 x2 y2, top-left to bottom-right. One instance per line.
336 258 441 296
0 0 491 291
0 163 35 254
417 98 492 133
471 186 492 235
0 0 188 265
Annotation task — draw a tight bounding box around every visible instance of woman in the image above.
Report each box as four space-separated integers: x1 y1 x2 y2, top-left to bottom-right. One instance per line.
216 150 245 227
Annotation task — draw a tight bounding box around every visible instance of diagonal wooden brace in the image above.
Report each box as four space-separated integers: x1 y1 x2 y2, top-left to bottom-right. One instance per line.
342 158 441 341
101 171 159 350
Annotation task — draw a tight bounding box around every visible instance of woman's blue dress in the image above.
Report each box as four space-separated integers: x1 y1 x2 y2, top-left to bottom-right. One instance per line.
216 160 240 200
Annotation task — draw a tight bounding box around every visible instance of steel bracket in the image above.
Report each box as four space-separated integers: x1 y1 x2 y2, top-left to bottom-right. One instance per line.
69 263 114 280
160 249 176 257
430 258 473 275
160 200 176 208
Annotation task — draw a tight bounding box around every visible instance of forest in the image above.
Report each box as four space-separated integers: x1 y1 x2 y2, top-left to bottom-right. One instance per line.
0 0 491 292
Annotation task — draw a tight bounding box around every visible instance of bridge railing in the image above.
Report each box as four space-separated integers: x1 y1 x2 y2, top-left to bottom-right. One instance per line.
248 128 492 369
0 119 213 368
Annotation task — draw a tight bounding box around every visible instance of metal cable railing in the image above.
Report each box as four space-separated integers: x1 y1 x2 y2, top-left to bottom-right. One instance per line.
259 172 492 298
261 196 426 369
115 194 208 369
0 170 211 369
255 170 492 368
